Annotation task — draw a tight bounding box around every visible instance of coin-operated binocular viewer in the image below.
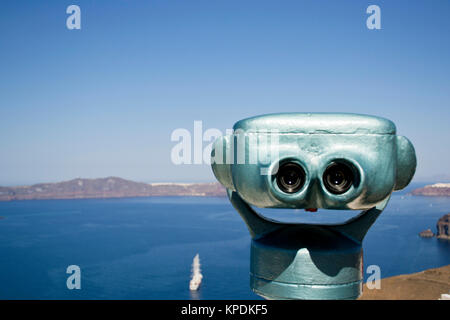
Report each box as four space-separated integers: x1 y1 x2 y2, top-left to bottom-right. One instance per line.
211 113 416 300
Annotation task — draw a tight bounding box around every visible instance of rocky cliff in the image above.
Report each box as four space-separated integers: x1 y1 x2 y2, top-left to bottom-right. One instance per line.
0 177 227 201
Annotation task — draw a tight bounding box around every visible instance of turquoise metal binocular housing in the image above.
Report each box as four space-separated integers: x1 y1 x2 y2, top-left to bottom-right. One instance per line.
211 113 416 300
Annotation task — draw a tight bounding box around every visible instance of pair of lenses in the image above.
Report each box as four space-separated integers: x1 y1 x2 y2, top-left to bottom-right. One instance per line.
275 161 354 195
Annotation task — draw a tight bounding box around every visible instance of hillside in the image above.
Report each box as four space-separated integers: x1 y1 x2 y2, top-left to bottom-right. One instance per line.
359 264 450 300
0 177 227 201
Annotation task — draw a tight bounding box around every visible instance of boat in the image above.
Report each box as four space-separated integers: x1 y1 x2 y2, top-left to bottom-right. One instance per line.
189 254 203 291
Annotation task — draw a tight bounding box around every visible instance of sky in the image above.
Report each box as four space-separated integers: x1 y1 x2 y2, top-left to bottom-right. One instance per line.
0 0 449 185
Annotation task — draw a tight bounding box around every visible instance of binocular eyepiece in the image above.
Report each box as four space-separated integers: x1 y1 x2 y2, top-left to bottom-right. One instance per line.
275 160 355 195
276 162 306 194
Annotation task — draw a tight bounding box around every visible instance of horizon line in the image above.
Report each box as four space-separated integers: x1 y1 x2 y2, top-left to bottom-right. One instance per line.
0 175 449 188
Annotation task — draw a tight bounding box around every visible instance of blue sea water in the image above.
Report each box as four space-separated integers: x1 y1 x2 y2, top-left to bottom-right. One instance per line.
0 186 449 299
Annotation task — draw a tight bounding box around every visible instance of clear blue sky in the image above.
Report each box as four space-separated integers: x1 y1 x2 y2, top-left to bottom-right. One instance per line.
1 0 449 185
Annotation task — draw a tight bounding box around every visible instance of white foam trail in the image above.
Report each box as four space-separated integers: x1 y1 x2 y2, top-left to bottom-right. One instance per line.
189 254 203 291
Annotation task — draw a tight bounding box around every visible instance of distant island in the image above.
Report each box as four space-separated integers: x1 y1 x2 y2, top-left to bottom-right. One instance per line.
0 177 227 201
3 178 450 201
411 183 450 197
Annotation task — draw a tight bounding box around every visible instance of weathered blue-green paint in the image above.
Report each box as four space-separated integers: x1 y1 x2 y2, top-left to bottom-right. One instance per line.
211 113 416 300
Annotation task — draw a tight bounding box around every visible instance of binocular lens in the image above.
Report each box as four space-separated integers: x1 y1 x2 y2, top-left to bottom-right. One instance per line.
276 163 305 194
323 162 354 194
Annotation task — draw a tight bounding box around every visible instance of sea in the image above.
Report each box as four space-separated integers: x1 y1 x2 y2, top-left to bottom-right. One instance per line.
0 182 449 299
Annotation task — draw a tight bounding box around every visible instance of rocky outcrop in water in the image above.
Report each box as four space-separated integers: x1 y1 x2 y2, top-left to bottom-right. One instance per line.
419 229 435 238
437 214 450 240
419 213 450 240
